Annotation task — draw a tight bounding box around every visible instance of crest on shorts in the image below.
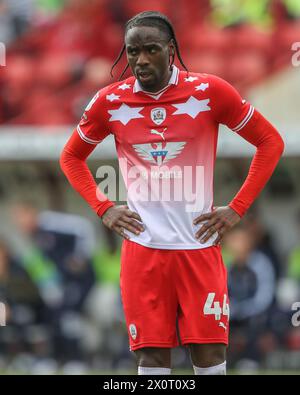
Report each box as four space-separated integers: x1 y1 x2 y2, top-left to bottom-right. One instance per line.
151 108 166 125
129 324 137 340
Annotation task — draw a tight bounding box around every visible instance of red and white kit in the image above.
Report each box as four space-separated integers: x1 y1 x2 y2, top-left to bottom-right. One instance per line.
77 66 255 249
61 66 284 349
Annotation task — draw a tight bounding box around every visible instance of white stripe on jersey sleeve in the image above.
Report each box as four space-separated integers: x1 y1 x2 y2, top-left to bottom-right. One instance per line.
231 105 254 132
77 125 102 144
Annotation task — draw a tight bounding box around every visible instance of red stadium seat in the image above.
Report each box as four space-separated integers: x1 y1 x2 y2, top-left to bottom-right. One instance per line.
184 50 226 78
226 50 268 91
124 0 172 18
36 54 73 89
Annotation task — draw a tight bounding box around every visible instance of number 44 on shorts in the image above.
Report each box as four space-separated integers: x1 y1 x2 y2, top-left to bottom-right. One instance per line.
203 293 229 321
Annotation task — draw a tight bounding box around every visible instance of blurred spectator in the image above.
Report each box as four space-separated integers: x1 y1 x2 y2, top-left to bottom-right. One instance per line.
35 0 66 18
0 0 15 45
288 248 300 281
3 0 35 40
211 0 272 28
284 0 300 19
225 226 277 368
243 211 282 279
84 225 131 370
11 202 96 363
287 210 300 281
0 238 45 359
227 226 276 321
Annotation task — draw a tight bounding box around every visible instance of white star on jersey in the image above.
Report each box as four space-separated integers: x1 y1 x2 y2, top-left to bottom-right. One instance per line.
172 96 211 119
184 76 198 82
195 83 209 92
108 103 144 125
118 83 131 91
106 93 120 102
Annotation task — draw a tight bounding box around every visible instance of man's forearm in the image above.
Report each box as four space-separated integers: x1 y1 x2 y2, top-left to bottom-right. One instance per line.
60 131 114 217
229 110 284 217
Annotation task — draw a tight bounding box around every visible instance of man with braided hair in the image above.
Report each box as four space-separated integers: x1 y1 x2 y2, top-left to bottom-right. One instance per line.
60 11 284 375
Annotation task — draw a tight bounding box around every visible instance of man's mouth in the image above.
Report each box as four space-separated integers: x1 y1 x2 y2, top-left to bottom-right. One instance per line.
137 70 153 83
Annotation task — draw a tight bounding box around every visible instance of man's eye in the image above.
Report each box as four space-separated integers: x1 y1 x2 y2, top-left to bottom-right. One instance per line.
149 48 157 54
128 49 137 56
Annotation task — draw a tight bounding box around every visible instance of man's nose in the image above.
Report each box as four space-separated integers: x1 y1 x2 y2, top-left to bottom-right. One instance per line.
136 51 150 66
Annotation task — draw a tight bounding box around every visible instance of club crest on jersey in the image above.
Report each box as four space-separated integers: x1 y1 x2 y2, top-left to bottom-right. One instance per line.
133 141 186 167
151 107 166 125
129 324 137 340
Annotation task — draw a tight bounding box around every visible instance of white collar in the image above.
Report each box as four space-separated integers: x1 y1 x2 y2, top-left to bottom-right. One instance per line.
133 65 179 99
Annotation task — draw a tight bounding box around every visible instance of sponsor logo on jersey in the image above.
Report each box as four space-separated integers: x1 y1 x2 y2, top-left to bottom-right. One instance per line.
129 324 137 340
133 141 186 166
151 108 166 125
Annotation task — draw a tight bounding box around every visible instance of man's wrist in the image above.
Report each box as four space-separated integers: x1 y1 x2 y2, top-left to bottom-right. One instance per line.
228 202 244 218
97 201 115 217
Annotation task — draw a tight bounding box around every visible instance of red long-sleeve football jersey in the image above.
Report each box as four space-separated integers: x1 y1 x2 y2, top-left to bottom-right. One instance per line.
61 66 284 249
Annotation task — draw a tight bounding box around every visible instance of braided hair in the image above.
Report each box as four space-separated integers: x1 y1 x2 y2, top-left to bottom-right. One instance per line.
111 11 188 80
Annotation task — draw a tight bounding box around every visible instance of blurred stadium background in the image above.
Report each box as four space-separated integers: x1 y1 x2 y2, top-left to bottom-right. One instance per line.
0 0 300 375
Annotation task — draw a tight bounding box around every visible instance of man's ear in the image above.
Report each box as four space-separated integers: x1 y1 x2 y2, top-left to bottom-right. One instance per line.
168 39 175 56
